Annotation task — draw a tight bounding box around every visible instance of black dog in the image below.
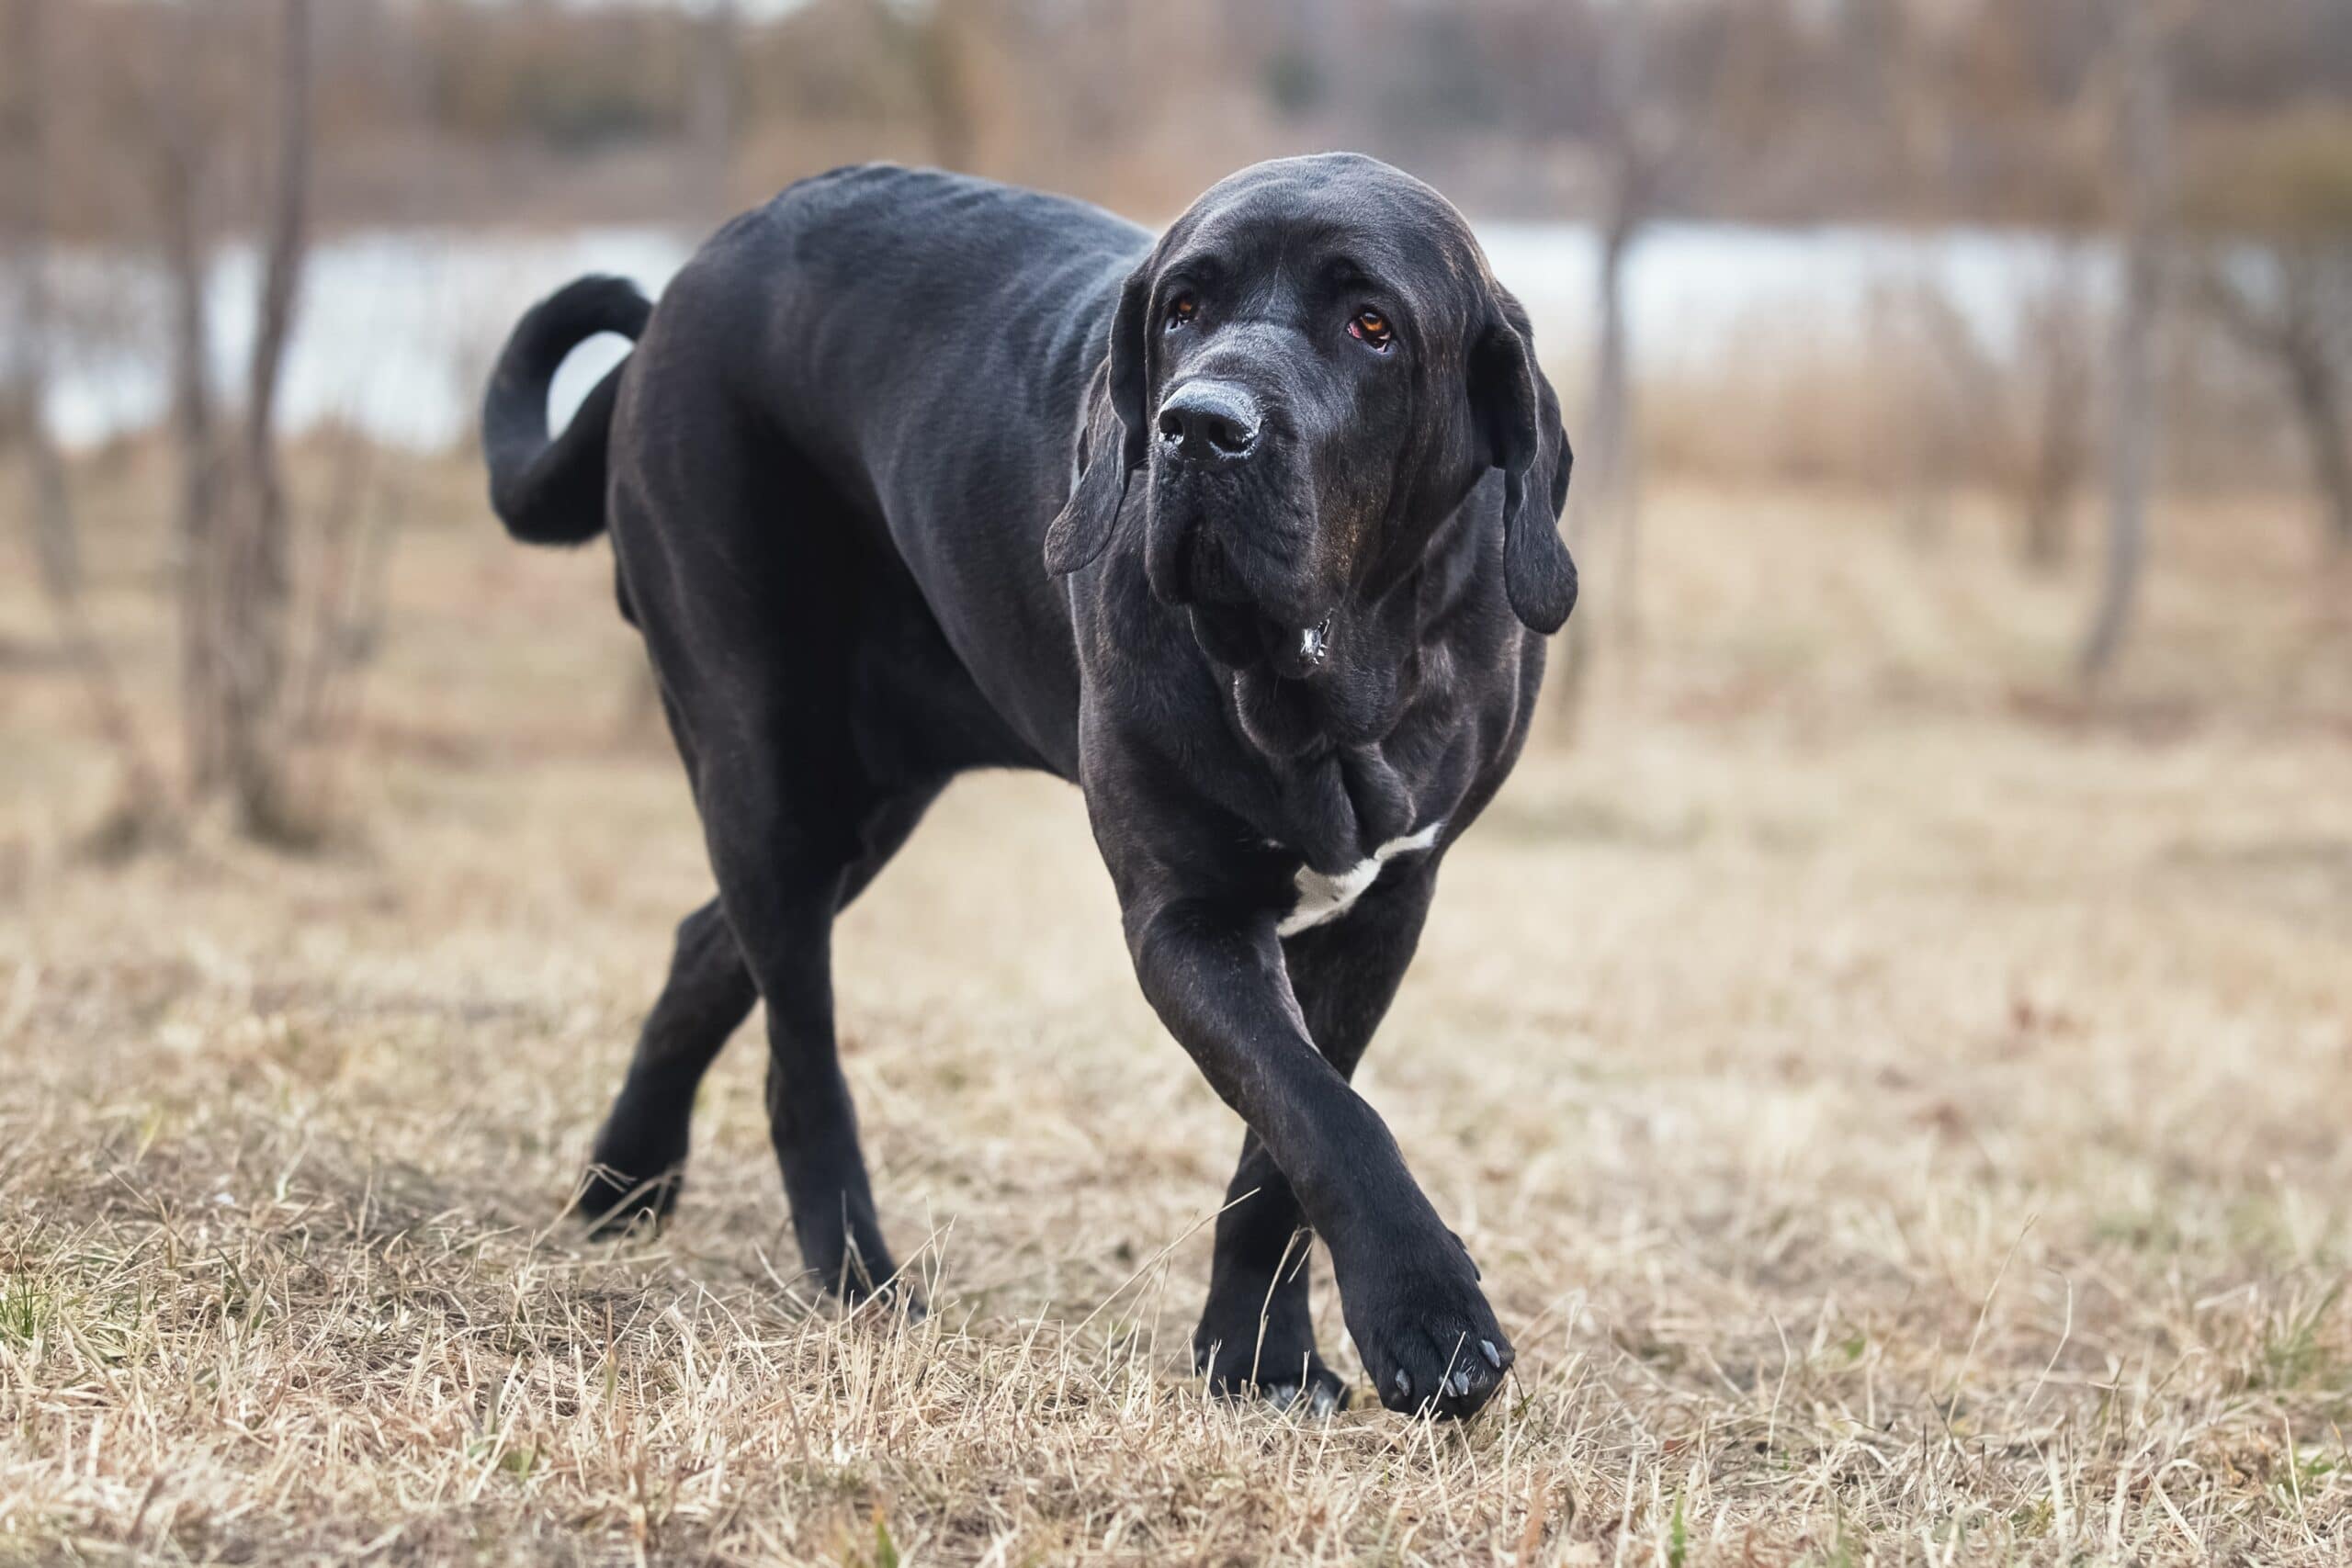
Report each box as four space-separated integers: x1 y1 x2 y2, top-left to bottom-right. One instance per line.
483 154 1574 1421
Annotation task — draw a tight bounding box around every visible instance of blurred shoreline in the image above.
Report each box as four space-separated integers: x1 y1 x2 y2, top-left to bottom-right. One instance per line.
17 213 2321 504
24 215 2108 447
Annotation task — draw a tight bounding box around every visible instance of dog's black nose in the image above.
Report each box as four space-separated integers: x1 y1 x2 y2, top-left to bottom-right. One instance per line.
1157 382 1260 462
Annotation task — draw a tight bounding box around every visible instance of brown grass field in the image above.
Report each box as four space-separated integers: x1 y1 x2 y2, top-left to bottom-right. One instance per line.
3 452 2349 1564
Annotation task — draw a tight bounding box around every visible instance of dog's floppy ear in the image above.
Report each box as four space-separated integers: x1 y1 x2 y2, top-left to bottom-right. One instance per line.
1470 297 1577 633
1045 261 1152 576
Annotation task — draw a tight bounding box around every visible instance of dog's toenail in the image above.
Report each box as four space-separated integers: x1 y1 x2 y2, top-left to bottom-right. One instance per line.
1451 1369 1472 1397
1310 1382 1340 1417
1392 1370 1411 1400
1482 1338 1502 1370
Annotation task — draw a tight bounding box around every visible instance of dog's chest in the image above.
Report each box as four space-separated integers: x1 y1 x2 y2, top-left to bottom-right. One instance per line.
1276 818 1444 937
1256 716 1467 937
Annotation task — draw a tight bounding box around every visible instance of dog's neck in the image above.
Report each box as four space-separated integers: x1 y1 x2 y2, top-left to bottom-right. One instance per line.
1221 498 1487 874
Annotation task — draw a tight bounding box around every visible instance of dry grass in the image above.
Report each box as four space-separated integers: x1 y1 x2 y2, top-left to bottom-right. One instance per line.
3 454 2350 1564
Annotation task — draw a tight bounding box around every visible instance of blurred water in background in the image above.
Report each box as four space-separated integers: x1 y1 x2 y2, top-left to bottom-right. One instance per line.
32 220 2109 455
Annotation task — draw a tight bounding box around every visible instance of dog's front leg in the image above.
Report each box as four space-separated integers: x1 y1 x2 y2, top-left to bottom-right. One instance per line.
1193 865 1440 1413
1123 895 1513 1418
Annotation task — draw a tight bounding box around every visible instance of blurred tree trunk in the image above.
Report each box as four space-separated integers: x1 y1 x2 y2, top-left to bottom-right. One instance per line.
154 0 316 838
154 0 227 793
2080 0 2173 685
5 0 73 592
2018 249 2095 571
2202 249 2352 552
2288 321 2352 551
2258 256 2351 551
1555 0 1664 730
689 0 738 218
1 0 74 597
1587 187 1642 626
213 0 313 838
3 0 167 824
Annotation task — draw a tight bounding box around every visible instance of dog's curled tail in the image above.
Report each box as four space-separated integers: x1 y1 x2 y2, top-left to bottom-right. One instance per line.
482 275 652 546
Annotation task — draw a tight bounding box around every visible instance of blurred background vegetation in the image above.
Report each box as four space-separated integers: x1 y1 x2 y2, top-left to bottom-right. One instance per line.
3 0 2350 840
17 0 2352 231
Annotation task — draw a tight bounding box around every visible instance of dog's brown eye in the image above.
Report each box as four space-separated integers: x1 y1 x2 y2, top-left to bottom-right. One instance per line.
1164 294 1197 333
1349 309 1395 351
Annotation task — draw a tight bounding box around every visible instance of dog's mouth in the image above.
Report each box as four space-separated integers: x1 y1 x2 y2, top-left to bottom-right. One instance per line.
1184 602 1338 680
1270 614 1334 680
1150 496 1338 679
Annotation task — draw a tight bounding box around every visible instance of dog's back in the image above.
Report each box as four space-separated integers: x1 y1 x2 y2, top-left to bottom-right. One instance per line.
633 164 1145 539
486 161 1147 570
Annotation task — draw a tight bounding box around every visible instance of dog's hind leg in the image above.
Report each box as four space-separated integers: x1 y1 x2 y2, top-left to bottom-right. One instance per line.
579 898 756 1234
697 768 927 1306
596 327 941 1303
577 796 940 1264
640 596 925 1301
1192 865 1438 1412
578 780 941 1240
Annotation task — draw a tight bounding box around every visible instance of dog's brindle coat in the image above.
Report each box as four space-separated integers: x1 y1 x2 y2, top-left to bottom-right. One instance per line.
483 155 1575 1421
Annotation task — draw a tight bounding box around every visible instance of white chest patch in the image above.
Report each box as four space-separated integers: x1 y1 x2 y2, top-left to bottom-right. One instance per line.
1276 821 1445 937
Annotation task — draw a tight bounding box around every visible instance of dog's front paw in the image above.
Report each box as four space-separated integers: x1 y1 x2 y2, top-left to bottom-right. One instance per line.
1333 1235 1514 1421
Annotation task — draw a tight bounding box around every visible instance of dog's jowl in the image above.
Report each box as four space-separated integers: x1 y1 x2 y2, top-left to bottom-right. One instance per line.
482 154 1574 1421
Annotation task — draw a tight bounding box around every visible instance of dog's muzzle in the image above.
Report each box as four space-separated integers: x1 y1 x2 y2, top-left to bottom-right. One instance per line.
1147 387 1335 679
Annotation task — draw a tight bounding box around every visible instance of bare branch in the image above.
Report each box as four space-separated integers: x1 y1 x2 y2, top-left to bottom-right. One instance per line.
218 0 316 839
2080 0 2174 684
3 0 171 824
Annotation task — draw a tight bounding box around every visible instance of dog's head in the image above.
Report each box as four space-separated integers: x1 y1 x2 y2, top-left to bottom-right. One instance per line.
1046 153 1575 678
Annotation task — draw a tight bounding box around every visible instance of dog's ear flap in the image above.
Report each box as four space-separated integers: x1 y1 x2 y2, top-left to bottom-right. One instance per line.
1470 297 1577 633
1045 262 1152 577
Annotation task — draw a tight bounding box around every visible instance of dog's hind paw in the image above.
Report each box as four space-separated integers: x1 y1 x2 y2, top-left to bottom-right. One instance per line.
573 1163 681 1239
1197 1341 1349 1417
1260 1369 1349 1418
837 1271 928 1324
